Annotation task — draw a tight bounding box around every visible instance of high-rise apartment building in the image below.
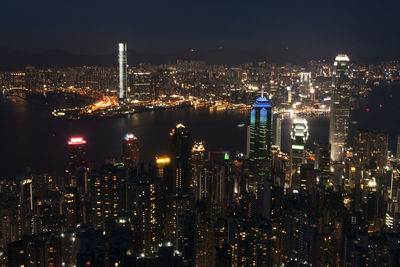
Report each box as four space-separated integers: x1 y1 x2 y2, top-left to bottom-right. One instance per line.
127 174 162 254
89 165 127 228
62 187 80 231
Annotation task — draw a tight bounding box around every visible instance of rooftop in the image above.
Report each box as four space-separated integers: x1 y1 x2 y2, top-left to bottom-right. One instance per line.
253 96 272 108
68 137 86 145
335 54 350 62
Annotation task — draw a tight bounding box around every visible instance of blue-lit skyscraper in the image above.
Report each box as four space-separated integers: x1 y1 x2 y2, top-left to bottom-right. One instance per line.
118 43 127 100
249 93 273 186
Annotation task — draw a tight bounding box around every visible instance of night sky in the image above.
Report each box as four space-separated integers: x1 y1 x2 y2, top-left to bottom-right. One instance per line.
1 0 400 59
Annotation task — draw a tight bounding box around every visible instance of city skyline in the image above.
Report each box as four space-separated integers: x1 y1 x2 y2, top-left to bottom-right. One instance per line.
1 2 400 263
1 51 400 265
1 51 400 177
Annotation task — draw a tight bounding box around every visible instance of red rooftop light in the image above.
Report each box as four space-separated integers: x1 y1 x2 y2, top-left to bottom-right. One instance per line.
68 137 87 145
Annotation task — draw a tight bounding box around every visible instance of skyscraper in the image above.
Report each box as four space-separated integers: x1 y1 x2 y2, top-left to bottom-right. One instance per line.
89 165 127 228
248 93 273 186
67 137 87 175
273 112 282 149
62 187 79 230
127 173 163 254
290 117 309 190
170 123 191 193
329 54 351 162
118 43 128 100
191 142 208 201
122 133 139 167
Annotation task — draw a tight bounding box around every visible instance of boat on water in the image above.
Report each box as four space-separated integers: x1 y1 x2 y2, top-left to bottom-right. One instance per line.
237 123 245 127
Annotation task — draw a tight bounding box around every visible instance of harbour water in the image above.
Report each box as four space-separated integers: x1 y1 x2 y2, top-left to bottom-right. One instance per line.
1 84 399 178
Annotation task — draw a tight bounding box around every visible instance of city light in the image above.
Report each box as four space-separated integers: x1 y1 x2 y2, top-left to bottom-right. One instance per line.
156 156 171 164
68 137 86 145
124 133 138 141
335 54 350 62
291 145 304 150
1 31 398 266
192 142 205 152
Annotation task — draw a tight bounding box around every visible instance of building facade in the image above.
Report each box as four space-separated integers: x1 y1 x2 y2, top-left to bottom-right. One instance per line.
329 54 351 162
118 43 128 100
248 94 273 186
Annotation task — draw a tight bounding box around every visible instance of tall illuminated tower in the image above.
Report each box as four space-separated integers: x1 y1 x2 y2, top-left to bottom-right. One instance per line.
329 54 351 162
290 118 309 189
122 133 139 167
249 92 273 186
118 43 128 100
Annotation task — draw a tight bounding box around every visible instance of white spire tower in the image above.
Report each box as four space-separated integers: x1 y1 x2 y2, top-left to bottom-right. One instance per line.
118 43 128 100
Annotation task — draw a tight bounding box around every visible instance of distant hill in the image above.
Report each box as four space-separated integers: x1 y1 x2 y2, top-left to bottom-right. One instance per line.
0 46 309 70
0 47 394 70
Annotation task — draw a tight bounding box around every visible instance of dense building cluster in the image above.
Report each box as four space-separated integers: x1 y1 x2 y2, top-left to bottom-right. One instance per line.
2 53 400 111
1 53 400 266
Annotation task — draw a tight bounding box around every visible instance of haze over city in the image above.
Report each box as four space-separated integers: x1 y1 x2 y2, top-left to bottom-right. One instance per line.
1 0 400 61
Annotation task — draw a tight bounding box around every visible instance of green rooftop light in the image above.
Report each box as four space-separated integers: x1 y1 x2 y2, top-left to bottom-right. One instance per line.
292 144 305 150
